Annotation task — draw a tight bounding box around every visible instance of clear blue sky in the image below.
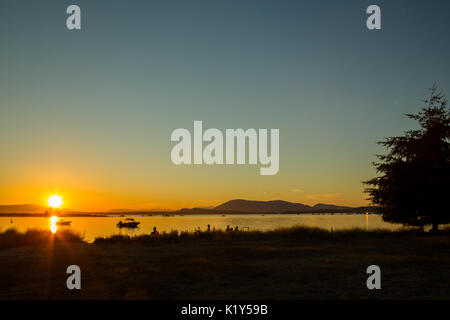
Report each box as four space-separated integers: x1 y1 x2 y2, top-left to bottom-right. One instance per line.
1 0 449 210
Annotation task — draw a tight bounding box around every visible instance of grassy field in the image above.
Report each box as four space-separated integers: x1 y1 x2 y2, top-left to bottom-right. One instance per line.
0 227 449 299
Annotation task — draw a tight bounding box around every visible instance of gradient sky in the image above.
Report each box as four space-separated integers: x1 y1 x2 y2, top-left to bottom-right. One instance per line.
1 0 450 211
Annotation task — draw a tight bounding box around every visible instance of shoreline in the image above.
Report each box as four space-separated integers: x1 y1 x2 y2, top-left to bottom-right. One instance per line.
0 212 371 218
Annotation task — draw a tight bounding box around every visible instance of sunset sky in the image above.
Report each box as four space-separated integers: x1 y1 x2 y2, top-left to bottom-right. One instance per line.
1 0 450 211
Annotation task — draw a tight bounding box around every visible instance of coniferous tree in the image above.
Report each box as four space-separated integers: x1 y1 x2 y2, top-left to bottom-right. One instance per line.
364 85 450 231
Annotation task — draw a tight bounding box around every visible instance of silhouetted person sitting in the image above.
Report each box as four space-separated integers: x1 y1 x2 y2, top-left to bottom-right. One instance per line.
226 225 231 232
151 226 159 236
234 226 239 231
207 224 211 232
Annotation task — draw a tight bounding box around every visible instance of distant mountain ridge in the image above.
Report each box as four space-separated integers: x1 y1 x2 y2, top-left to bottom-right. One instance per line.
0 200 375 214
0 204 48 214
0 204 76 214
312 203 353 211
214 199 354 213
215 199 310 213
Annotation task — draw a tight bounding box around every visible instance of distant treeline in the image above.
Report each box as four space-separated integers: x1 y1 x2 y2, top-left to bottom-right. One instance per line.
0 213 107 217
175 206 378 215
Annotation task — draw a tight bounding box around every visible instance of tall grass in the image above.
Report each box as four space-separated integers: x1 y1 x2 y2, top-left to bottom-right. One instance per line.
0 228 84 249
3 225 446 248
93 225 443 245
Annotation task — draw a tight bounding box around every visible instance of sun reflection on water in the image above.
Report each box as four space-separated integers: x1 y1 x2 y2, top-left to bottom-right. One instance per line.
50 216 58 234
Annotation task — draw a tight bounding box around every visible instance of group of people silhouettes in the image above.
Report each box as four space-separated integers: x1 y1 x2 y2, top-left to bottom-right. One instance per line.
149 224 239 236
226 225 238 231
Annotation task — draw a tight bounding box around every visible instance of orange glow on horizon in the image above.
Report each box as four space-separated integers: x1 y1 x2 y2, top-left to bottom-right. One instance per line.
0 185 369 212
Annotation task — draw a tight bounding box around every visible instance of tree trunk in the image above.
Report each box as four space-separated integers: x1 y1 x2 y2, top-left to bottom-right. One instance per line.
432 222 439 233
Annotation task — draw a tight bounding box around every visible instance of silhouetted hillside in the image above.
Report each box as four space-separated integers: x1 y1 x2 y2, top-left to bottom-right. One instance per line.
312 203 352 211
0 200 376 215
0 204 47 214
215 199 311 213
214 199 374 214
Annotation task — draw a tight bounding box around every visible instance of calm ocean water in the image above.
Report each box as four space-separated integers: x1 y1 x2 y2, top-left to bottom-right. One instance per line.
0 214 403 242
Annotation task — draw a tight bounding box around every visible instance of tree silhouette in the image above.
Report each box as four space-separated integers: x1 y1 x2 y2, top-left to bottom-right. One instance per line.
364 85 450 231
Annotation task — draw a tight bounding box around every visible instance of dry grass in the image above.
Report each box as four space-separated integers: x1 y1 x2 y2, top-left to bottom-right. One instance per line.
0 228 84 249
93 225 447 244
1 226 450 299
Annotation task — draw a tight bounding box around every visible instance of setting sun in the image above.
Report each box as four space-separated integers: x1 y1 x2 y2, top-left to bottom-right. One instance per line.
47 195 63 208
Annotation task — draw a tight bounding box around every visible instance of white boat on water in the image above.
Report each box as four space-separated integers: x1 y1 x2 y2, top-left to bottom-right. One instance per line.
117 218 140 228
56 219 71 226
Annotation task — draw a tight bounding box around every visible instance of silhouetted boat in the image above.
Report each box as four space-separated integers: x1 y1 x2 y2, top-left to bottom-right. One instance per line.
117 218 140 228
56 219 71 226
